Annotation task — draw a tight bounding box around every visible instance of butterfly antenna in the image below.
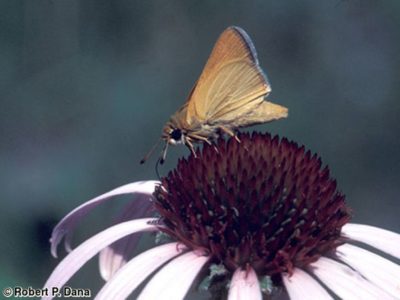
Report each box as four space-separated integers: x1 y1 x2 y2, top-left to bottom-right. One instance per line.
140 138 162 164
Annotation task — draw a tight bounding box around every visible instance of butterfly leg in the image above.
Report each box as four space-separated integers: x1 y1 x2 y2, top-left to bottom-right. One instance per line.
189 133 219 153
213 143 219 154
218 126 241 143
189 133 213 145
185 137 197 158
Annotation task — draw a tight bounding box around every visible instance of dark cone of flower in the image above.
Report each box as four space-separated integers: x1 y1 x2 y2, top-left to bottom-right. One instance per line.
154 132 351 279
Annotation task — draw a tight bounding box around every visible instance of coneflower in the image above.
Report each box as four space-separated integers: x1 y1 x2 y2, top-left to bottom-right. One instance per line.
43 133 400 300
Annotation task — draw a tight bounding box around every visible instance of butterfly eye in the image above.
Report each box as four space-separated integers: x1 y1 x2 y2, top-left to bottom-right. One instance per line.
170 128 183 141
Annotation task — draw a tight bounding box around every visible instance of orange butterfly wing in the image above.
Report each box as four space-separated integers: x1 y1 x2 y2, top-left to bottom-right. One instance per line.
185 26 286 127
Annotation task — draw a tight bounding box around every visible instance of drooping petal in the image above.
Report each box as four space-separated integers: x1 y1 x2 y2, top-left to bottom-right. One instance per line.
137 251 210 300
336 244 400 299
50 180 159 257
309 256 396 300
95 243 186 300
99 195 154 281
42 218 159 300
228 267 262 300
282 268 333 300
341 223 400 259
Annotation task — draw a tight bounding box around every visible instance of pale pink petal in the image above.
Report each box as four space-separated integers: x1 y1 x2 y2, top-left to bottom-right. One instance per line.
342 223 400 259
336 244 400 299
95 243 186 300
309 257 396 300
282 268 333 300
42 218 159 300
137 251 210 300
99 195 154 281
228 267 262 300
50 180 159 257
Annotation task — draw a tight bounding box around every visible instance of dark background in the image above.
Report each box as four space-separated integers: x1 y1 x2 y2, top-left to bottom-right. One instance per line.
1 0 399 298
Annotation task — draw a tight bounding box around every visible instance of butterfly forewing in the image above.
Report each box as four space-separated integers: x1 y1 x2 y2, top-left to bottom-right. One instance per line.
197 26 259 74
186 26 268 124
203 61 269 122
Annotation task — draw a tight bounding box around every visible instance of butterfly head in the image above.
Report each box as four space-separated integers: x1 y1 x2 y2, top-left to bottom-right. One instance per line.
168 128 185 145
153 125 188 165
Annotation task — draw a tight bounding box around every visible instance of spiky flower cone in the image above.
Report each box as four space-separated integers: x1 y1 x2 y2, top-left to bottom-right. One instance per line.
154 132 351 287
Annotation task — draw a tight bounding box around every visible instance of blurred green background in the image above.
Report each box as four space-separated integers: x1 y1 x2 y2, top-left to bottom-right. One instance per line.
1 0 399 298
